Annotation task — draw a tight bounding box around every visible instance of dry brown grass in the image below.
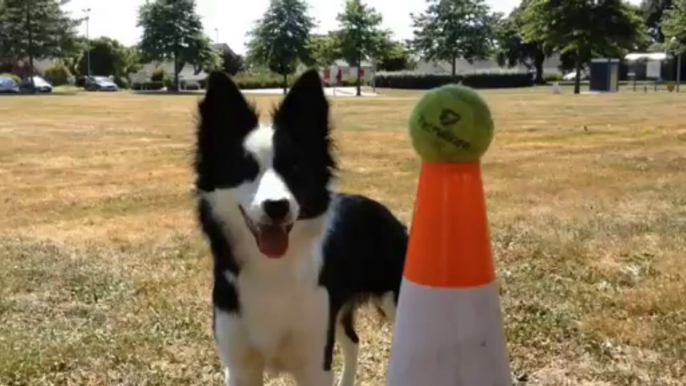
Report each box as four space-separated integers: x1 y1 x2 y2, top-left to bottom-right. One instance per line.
0 86 684 386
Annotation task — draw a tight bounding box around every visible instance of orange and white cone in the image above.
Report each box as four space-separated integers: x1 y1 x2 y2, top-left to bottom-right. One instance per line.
386 160 512 384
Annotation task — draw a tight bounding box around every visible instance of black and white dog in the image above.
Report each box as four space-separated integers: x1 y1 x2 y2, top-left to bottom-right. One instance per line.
194 69 408 386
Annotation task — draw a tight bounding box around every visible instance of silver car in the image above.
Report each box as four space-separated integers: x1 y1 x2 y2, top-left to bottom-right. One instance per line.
0 77 19 93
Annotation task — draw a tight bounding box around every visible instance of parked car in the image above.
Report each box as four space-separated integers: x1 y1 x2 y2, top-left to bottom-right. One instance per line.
85 76 119 91
0 77 20 93
20 76 53 93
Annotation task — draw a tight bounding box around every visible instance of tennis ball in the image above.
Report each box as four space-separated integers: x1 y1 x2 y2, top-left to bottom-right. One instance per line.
408 84 494 163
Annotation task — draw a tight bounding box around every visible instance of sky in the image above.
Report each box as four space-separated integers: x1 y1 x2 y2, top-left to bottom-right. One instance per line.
62 0 642 55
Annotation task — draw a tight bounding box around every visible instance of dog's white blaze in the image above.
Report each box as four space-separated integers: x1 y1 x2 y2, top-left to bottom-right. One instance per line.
242 125 300 223
244 125 275 167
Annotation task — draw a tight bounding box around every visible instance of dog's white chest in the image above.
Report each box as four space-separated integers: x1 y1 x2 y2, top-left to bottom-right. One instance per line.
235 266 330 371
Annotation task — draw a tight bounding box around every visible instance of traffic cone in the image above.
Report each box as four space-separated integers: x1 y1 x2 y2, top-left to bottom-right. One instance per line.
386 89 512 386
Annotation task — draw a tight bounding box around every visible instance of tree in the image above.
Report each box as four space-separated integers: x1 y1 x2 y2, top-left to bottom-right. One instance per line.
138 0 217 91
336 0 387 96
411 0 495 78
305 33 342 68
214 44 245 75
0 0 80 90
377 39 416 71
641 0 673 43
521 0 646 94
247 0 315 94
493 3 547 84
662 0 686 53
77 37 141 79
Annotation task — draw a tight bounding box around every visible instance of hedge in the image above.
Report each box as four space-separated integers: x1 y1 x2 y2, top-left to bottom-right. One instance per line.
132 81 166 91
205 72 295 90
195 72 368 90
372 71 533 89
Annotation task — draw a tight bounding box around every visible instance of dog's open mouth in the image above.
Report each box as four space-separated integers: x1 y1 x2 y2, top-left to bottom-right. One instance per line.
240 207 293 258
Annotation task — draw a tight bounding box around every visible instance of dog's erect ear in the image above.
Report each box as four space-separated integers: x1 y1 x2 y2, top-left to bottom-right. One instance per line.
273 69 329 136
198 71 258 137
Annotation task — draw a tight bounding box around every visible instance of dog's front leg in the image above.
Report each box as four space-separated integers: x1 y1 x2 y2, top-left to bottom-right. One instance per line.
291 287 335 386
215 308 264 386
293 367 334 386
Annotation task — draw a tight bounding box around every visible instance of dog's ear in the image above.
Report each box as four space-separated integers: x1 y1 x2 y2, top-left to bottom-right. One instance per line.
198 71 258 137
195 71 259 192
273 69 329 137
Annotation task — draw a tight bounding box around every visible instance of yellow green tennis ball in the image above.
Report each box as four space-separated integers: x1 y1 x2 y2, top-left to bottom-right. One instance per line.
408 84 494 163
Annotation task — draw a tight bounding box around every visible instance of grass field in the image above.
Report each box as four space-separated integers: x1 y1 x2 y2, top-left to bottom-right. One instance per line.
1 86 685 386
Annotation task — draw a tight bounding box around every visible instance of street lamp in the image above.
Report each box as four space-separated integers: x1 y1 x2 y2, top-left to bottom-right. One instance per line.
672 36 681 93
83 8 92 78
214 28 219 43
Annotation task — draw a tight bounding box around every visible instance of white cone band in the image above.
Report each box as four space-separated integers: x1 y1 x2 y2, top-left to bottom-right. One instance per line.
387 278 512 386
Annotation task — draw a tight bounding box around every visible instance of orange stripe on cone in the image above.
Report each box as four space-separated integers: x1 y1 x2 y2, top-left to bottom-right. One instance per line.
404 160 495 288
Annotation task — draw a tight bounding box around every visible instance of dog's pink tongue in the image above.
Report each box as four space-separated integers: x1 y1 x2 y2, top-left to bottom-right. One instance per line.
257 225 289 258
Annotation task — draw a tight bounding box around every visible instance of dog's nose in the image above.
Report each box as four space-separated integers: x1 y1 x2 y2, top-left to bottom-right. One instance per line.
262 199 290 222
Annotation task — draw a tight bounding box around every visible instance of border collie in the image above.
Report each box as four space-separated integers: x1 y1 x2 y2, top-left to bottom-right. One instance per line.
193 69 408 386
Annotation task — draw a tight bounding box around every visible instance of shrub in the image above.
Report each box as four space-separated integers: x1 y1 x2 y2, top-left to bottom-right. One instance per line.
372 71 534 89
150 67 167 82
44 64 72 86
0 73 21 85
114 76 129 89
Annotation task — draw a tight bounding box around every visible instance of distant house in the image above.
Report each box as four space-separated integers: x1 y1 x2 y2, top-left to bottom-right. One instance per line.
299 59 375 84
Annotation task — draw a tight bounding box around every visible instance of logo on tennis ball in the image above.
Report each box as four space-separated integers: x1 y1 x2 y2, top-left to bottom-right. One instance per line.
417 112 471 150
439 109 461 126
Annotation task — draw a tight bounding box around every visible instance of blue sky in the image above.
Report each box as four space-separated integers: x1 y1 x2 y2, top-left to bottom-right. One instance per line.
62 0 642 55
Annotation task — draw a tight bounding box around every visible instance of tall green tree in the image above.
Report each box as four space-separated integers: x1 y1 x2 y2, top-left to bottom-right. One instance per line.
641 0 673 43
521 0 646 94
377 38 416 71
0 0 80 89
662 0 686 53
247 0 315 94
411 0 495 78
494 2 547 84
336 0 387 96
305 33 342 68
138 0 218 91
78 37 141 79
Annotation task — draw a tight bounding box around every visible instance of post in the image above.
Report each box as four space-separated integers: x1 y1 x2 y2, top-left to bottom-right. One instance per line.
677 53 681 93
26 3 35 92
371 59 376 93
83 8 92 78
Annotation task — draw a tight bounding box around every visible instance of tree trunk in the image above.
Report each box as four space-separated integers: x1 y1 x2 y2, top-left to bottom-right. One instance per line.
356 53 362 97
451 53 457 80
173 54 180 92
283 72 288 95
26 4 35 93
574 48 582 95
534 51 545 84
